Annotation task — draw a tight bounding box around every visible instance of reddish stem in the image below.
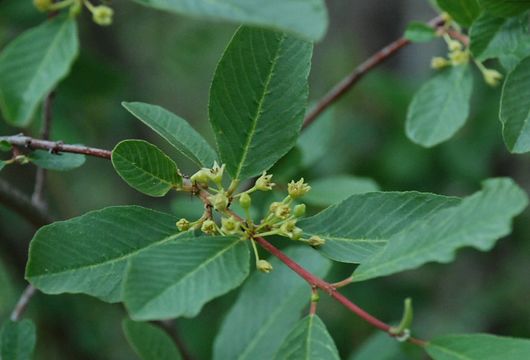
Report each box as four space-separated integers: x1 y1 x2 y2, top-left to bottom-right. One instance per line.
254 236 427 346
302 15 444 130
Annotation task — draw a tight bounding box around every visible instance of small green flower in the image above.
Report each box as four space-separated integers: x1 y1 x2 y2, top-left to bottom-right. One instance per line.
449 49 469 66
482 69 503 87
431 57 449 70
255 171 275 191
209 191 229 211
447 39 462 52
176 218 190 231
288 178 311 199
92 5 114 26
256 259 273 273
274 203 291 219
201 219 216 235
308 235 326 247
207 161 225 185
221 217 241 235
290 227 303 240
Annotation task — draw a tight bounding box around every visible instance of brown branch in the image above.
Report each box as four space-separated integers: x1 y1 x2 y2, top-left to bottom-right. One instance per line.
0 135 111 159
302 15 445 130
32 91 55 208
0 178 53 227
10 285 37 321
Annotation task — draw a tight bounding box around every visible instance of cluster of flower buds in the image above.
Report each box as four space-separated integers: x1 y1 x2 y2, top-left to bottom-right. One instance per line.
32 0 114 26
430 15 503 87
431 34 469 70
177 165 325 274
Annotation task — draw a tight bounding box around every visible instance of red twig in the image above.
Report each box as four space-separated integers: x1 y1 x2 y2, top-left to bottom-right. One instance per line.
254 236 427 346
0 135 111 159
302 15 445 130
309 287 318 316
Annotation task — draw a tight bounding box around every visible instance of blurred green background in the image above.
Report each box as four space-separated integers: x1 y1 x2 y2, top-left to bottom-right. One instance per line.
1 1 529 359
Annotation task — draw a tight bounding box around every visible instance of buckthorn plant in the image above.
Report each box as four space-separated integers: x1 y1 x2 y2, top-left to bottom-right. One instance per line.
1 1 530 359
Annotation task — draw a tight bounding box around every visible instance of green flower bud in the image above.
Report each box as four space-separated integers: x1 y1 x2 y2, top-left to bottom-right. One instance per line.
308 235 325 247
448 39 462 52
274 203 291 219
209 191 229 211
33 0 52 12
239 193 251 210
449 49 469 66
221 216 241 235
256 259 273 273
255 171 275 191
287 178 311 199
431 57 449 70
201 219 216 234
92 5 114 26
293 204 306 218
191 168 210 185
176 218 190 231
482 68 503 87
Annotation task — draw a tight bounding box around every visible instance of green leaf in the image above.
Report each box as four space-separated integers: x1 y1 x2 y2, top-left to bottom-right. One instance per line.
499 56 530 153
122 102 217 167
123 235 249 320
209 27 312 181
299 192 460 264
470 13 530 60
436 0 481 26
274 315 339 360
112 140 182 197
122 320 182 360
131 0 328 41
25 206 182 302
0 16 78 127
404 21 437 42
406 65 473 147
0 140 12 152
349 332 407 360
426 333 530 359
303 175 379 207
353 178 528 281
28 150 85 171
297 107 334 168
0 320 36 360
479 0 530 18
213 247 331 360
0 161 5 172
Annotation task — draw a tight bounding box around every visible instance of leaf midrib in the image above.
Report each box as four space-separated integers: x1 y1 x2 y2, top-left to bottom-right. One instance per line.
238 279 309 359
113 148 177 188
28 232 186 279
134 238 242 312
234 33 285 180
354 194 514 280
22 20 71 106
